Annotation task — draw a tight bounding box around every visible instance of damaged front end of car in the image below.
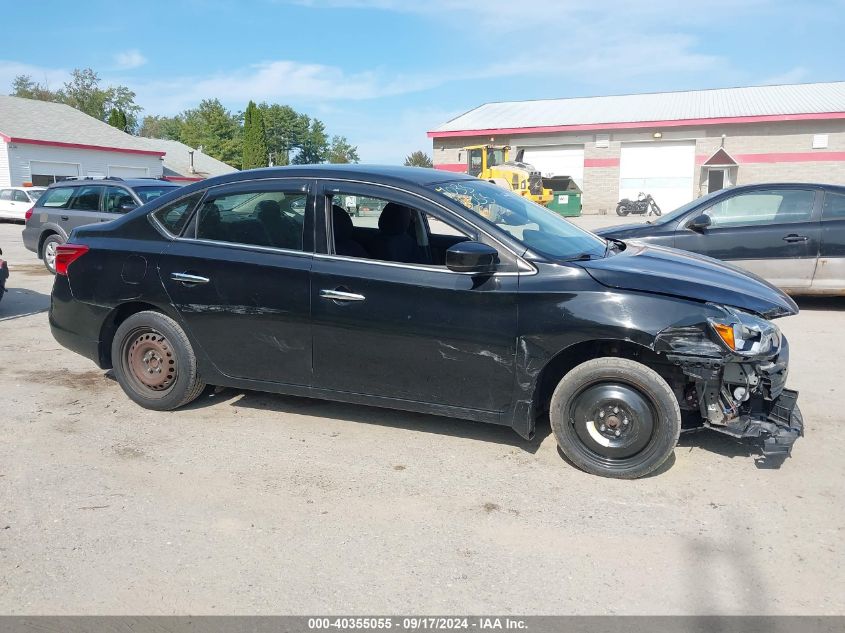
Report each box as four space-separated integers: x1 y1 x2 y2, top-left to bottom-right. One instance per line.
655 304 803 458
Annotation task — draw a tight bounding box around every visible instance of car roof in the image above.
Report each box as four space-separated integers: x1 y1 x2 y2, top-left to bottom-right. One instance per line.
182 164 476 190
719 182 845 193
46 178 180 189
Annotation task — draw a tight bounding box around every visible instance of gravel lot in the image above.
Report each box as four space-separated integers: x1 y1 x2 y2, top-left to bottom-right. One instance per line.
0 216 842 615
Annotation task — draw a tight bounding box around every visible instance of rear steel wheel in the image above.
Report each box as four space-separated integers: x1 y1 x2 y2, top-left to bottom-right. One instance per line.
42 235 64 274
550 357 681 478
112 310 205 411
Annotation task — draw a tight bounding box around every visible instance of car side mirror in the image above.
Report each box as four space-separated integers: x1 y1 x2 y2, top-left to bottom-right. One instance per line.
688 214 711 231
445 241 498 274
119 202 138 213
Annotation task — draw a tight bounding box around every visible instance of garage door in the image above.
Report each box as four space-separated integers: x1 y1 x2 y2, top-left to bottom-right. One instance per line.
29 160 79 182
520 146 584 188
108 165 149 178
619 141 695 213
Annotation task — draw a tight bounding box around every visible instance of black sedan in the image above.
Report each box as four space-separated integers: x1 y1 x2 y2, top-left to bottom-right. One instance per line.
49 166 802 478
596 183 845 295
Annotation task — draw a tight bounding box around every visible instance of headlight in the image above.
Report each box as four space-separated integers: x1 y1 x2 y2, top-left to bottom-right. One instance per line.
708 307 781 356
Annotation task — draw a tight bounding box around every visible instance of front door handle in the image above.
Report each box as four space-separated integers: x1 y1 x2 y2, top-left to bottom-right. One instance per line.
320 288 365 302
60 215 69 221
171 272 210 285
783 234 808 243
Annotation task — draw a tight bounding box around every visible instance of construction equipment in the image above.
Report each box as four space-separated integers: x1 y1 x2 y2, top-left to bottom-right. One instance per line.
460 144 553 205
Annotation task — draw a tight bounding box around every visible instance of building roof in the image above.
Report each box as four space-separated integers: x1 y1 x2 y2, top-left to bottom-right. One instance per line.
136 137 238 180
0 95 163 155
430 81 845 137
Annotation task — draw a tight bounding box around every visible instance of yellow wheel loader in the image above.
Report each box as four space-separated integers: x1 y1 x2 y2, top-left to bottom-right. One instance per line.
461 144 553 206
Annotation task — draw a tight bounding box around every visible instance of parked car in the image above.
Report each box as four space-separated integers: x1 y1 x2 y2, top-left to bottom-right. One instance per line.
596 183 845 295
0 246 7 305
49 166 802 478
23 178 181 273
0 186 46 222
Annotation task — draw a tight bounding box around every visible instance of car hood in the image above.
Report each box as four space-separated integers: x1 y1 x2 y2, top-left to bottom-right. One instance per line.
579 241 798 319
594 223 660 238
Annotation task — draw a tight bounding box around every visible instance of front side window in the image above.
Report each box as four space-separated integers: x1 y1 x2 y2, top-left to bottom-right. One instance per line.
69 185 104 212
38 187 75 208
429 180 606 260
195 188 306 251
152 192 204 236
104 186 137 213
822 192 845 220
704 189 815 228
13 190 30 203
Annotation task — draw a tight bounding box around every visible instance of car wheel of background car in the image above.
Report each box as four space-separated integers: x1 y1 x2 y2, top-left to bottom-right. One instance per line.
615 203 629 216
42 234 65 274
111 310 206 411
550 357 681 479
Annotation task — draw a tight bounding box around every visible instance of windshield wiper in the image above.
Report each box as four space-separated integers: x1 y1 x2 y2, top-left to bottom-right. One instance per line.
565 252 600 261
604 236 626 255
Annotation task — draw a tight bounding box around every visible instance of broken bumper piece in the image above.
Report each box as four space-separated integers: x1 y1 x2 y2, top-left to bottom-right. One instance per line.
709 388 803 457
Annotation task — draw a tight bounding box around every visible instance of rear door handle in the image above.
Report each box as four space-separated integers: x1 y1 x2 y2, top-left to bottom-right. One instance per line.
60 215 69 221
783 234 808 243
320 288 365 302
171 272 210 285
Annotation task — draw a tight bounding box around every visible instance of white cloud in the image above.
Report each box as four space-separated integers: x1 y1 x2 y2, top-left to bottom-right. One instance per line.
114 49 147 70
0 60 68 94
761 66 809 85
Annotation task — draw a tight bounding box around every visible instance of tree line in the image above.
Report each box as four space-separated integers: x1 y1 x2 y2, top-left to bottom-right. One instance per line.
10 68 361 170
11 67 435 170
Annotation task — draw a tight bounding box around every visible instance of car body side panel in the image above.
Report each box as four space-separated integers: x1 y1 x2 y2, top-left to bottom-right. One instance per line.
812 212 845 293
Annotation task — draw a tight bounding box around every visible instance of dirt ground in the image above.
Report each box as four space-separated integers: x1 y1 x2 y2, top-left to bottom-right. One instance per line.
0 217 842 615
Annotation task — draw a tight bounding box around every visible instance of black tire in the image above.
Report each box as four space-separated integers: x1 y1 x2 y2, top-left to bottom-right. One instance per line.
111 310 205 411
550 357 681 479
42 234 65 274
616 202 629 216
652 202 662 216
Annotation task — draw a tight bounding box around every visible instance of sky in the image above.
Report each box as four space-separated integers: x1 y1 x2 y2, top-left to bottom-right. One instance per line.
1 0 843 163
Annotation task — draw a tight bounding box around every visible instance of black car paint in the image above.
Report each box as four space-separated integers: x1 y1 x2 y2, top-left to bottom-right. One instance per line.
49 165 800 446
0 248 7 303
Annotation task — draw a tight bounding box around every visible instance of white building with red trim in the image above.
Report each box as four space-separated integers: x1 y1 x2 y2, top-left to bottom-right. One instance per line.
429 82 845 214
0 95 236 187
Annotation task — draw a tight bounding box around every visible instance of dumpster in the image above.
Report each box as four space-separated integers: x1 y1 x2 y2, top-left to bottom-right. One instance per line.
543 176 582 217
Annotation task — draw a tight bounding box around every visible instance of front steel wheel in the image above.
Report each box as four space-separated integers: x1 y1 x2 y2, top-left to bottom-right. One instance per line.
550 357 681 478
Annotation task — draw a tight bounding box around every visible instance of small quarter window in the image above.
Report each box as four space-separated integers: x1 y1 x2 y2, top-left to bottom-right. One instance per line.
38 187 75 208
152 192 204 236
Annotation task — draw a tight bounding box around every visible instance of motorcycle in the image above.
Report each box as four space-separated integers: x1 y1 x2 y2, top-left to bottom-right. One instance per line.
616 192 661 216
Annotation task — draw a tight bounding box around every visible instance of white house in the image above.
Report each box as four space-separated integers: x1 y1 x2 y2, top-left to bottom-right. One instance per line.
0 95 236 186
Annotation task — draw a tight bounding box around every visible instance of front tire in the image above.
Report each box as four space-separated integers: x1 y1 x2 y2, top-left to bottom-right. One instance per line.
42 234 65 274
616 202 629 216
111 310 205 411
550 357 681 479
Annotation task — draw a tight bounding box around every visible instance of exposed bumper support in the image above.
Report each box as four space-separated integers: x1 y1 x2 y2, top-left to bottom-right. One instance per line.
709 388 803 457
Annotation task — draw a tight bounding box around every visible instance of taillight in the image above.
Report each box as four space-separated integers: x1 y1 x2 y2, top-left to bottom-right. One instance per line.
55 244 89 276
25 206 34 221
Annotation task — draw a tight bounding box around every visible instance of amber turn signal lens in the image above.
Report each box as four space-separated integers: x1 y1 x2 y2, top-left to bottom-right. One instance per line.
712 322 736 350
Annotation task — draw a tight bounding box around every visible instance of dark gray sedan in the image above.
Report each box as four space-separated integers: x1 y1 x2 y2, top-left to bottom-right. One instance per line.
596 183 845 295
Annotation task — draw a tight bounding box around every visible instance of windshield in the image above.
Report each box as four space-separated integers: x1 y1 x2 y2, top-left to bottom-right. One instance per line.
26 188 46 202
133 185 180 204
650 189 725 225
430 180 607 260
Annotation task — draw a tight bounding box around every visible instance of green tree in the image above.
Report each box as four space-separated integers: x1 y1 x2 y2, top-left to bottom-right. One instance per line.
11 75 58 101
242 101 269 170
107 107 128 131
139 115 183 140
293 118 329 164
259 103 309 166
404 150 433 168
180 98 243 169
58 69 141 131
327 135 360 164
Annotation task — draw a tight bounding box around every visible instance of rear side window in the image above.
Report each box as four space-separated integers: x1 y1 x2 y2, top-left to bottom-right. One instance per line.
68 185 104 211
823 192 845 219
38 187 75 208
0 190 11 201
152 192 204 236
